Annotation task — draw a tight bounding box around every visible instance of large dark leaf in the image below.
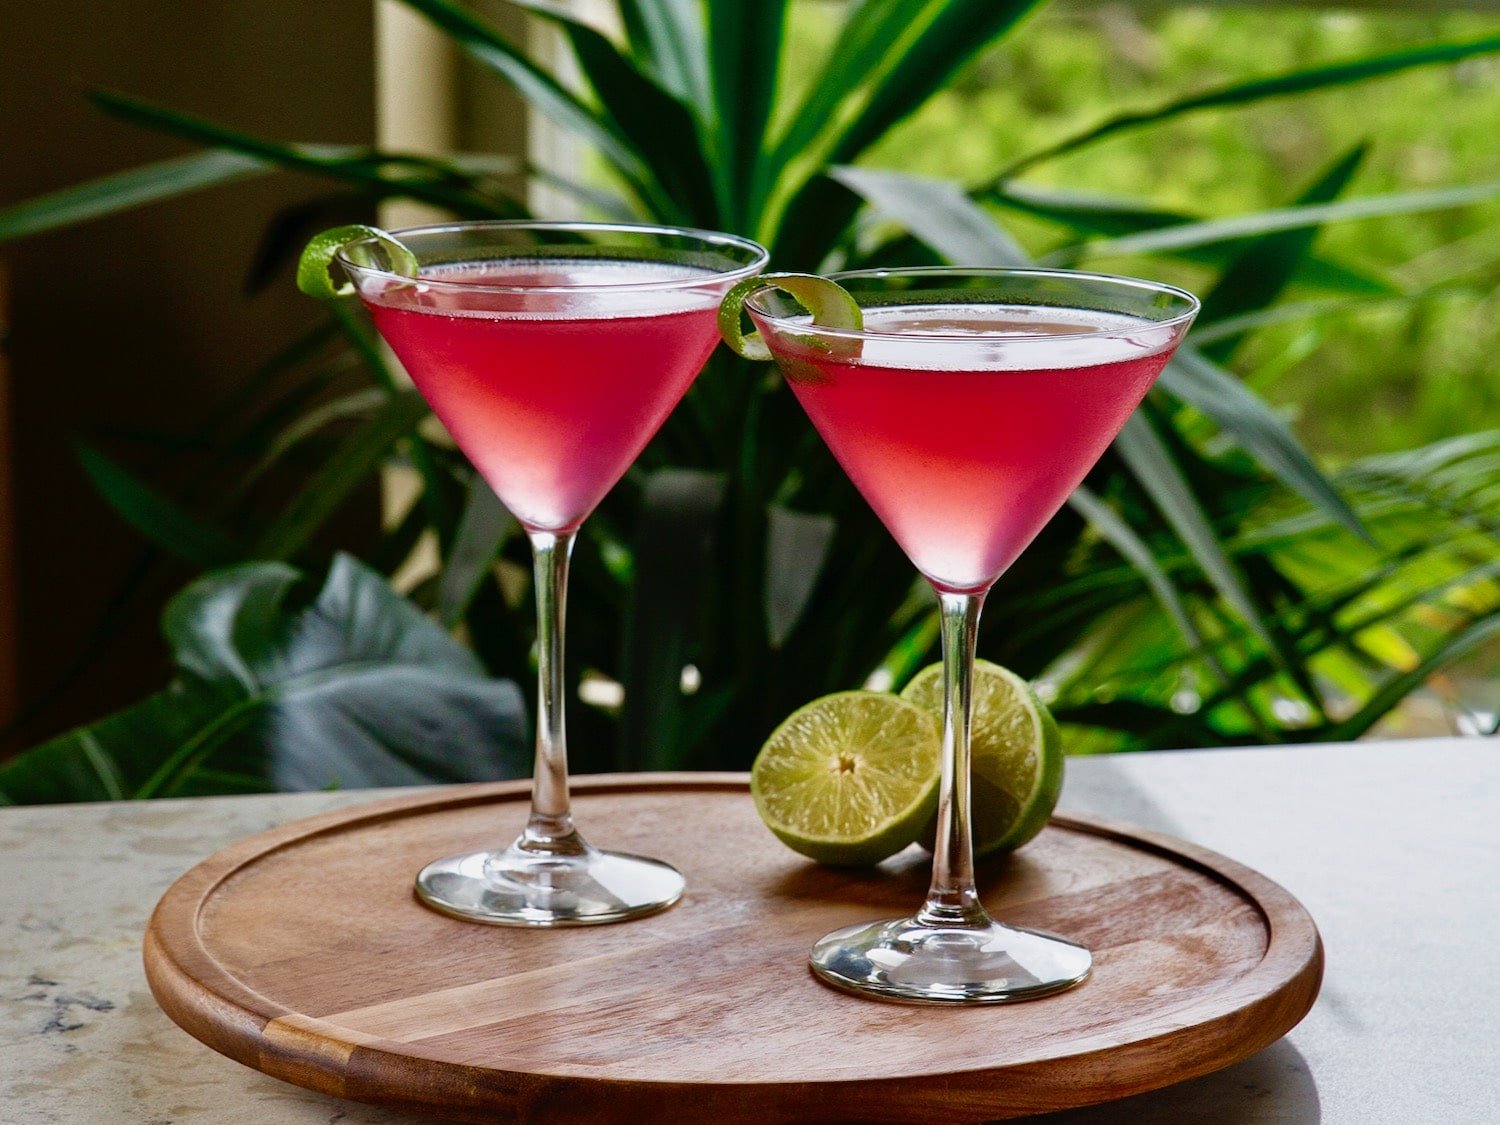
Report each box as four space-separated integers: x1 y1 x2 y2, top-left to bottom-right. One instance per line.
1066 485 1207 663
0 556 527 804
1113 413 1278 657
1159 347 1366 541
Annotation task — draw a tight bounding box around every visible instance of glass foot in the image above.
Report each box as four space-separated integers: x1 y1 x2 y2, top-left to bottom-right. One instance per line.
415 837 685 927
809 914 1091 1004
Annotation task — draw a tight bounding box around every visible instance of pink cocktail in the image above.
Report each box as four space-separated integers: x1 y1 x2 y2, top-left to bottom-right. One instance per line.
365 259 727 532
342 223 767 927
748 269 1197 1003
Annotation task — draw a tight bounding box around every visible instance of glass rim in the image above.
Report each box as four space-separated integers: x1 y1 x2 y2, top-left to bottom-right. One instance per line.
335 219 770 295
745 266 1201 344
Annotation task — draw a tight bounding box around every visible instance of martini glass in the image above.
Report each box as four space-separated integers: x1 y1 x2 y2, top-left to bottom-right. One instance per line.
747 268 1198 1001
340 221 767 926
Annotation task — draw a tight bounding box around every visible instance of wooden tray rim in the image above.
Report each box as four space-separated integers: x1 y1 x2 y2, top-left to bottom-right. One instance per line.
143 773 1324 1113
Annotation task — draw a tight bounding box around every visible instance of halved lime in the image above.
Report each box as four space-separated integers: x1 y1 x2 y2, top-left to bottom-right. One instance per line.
751 691 940 867
900 660 1062 858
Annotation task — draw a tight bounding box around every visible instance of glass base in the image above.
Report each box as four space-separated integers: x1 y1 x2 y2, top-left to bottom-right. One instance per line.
809 914 1091 1004
415 836 685 927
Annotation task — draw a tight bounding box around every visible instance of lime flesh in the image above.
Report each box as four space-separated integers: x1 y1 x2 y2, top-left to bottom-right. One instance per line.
751 691 940 867
900 660 1062 858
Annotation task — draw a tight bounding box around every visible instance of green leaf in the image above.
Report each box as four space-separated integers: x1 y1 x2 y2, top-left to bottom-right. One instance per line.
327 303 459 548
253 391 430 561
1113 413 1278 657
0 150 269 244
618 469 725 770
708 0 787 226
989 181 1397 293
987 181 1195 238
618 0 710 109
234 388 391 496
765 505 836 649
1066 485 1208 664
0 556 527 804
1196 142 1370 353
438 474 517 629
830 166 1028 265
1160 346 1367 542
999 34 1500 179
834 165 1365 542
90 90 521 218
76 443 242 568
1323 612 1500 743
773 1 1040 264
826 1 1041 166
1049 179 1500 264
768 0 929 174
510 0 714 223
1186 293 1443 347
391 0 652 196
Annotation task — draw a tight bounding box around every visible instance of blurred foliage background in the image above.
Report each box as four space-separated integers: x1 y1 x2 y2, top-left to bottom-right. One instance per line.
0 0 1495 802
825 4 1500 461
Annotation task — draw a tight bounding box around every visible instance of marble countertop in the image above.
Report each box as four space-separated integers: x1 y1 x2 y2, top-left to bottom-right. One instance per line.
2 738 1496 1123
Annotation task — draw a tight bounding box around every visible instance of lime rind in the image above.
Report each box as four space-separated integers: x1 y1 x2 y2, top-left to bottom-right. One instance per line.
900 660 1063 858
718 272 863 362
751 690 940 867
297 224 419 301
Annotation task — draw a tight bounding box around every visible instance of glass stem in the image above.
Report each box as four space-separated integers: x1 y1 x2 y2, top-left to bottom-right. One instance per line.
522 528 585 854
917 589 991 929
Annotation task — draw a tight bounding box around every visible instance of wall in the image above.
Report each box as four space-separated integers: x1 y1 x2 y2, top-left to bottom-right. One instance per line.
0 2 378 749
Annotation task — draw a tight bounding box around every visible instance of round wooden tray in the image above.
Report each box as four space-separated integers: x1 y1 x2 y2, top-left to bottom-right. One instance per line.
144 774 1322 1123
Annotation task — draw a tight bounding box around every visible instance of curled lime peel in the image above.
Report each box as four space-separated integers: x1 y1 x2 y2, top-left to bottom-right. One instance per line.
297 224 419 301
718 272 863 362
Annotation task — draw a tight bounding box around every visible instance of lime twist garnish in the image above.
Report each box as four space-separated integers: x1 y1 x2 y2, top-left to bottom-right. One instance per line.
296 224 419 301
718 272 863 361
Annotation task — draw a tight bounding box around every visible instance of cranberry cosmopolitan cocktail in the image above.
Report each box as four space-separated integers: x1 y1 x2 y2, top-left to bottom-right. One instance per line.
364 258 728 532
747 268 1198 1003
774 303 1174 592
340 222 767 928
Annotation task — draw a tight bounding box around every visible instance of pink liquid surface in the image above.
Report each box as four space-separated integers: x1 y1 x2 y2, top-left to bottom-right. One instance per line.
772 304 1184 592
364 258 727 531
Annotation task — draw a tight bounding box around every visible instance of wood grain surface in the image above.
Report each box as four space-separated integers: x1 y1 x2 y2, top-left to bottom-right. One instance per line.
143 774 1323 1123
